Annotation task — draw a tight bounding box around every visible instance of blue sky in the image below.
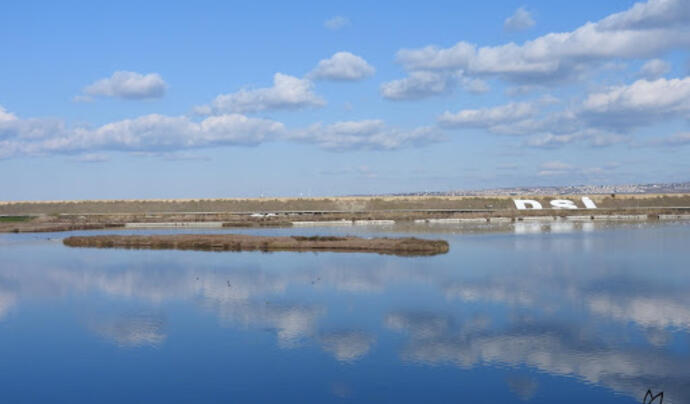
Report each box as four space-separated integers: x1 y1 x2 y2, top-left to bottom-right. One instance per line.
1 0 689 200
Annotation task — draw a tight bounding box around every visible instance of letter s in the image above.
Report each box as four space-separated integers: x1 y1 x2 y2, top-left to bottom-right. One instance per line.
550 199 578 209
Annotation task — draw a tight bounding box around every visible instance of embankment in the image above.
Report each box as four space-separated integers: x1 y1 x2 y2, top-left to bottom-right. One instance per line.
3 194 690 233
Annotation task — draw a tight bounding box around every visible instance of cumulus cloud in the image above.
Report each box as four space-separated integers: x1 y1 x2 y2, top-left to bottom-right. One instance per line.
524 133 583 149
70 153 110 163
438 102 536 129
537 161 574 176
597 0 690 30
309 52 375 81
0 106 17 122
324 16 350 30
381 71 455 100
0 106 443 158
437 98 577 136
0 111 284 158
82 71 167 100
504 7 535 32
521 127 628 149
289 119 444 151
383 0 690 100
196 73 325 114
395 0 690 84
462 77 490 94
437 74 690 149
580 77 690 130
639 58 671 79
653 131 690 146
381 71 488 100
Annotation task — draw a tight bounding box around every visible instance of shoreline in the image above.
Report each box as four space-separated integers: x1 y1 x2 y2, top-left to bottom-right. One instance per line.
2 210 689 233
2 194 690 233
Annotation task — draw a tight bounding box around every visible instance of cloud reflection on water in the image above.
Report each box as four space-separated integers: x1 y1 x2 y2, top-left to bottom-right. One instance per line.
1 224 689 402
319 331 375 362
91 312 167 348
388 311 690 403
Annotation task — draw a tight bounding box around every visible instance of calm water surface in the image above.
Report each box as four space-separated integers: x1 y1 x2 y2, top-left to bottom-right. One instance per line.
1 222 689 403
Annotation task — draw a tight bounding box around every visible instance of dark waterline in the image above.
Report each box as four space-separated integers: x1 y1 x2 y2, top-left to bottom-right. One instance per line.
1 222 689 403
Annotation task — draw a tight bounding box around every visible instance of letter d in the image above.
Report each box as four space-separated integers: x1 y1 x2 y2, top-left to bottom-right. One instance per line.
514 199 543 210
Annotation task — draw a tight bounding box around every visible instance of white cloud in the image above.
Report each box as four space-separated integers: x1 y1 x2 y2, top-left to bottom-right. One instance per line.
70 153 109 163
381 71 488 100
82 71 167 100
0 112 68 141
0 112 285 158
197 73 325 114
524 128 628 149
504 7 535 32
0 106 17 122
538 160 573 176
435 74 690 149
324 16 350 30
309 52 375 81
597 0 690 30
381 71 455 100
395 0 690 84
640 58 672 78
290 119 444 151
1 108 443 158
581 77 690 130
525 133 583 149
654 131 690 146
438 102 536 129
461 77 490 94
540 160 572 170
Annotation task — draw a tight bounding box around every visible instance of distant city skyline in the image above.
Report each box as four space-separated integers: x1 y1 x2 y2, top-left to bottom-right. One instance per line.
1 0 690 200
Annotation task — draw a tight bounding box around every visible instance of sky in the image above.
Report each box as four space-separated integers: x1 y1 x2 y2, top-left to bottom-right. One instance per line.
1 0 690 200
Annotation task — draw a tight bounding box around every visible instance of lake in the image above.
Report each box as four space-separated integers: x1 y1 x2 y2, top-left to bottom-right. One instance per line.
1 221 689 403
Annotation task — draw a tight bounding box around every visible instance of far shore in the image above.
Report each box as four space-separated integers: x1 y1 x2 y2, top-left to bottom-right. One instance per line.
2 194 690 233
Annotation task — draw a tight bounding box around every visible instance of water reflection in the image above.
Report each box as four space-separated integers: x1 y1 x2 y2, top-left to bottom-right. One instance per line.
319 330 374 362
0 223 689 402
215 301 325 347
506 375 539 401
389 312 690 402
91 312 166 348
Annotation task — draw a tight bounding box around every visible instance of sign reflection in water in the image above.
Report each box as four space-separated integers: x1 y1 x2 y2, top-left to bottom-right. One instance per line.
0 222 689 403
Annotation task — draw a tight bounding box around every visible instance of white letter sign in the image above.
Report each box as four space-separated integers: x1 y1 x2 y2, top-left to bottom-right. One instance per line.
514 200 543 210
550 199 578 209
581 197 597 209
